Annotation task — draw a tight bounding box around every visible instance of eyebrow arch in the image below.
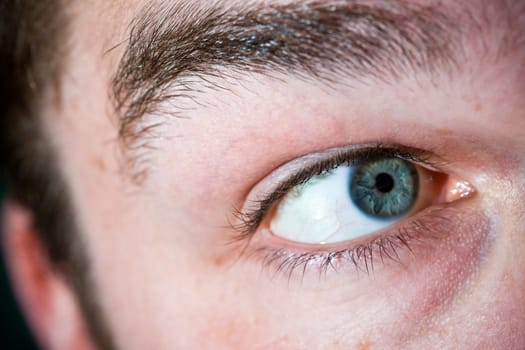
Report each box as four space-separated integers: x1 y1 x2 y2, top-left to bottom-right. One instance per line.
112 0 462 178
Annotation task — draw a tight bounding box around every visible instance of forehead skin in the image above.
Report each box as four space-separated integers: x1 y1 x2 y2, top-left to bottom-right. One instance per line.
48 0 524 349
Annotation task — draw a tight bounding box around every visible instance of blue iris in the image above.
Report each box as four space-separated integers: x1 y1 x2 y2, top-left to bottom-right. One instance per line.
349 158 418 218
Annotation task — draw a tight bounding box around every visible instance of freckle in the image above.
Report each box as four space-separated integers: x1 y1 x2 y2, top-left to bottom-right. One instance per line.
212 253 230 267
93 156 106 171
224 320 237 338
474 103 482 112
435 128 453 136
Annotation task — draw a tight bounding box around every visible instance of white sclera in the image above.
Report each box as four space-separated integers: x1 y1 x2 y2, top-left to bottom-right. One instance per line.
269 166 398 244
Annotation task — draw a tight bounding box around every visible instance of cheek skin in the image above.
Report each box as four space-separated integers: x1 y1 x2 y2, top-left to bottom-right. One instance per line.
401 209 492 322
200 205 492 349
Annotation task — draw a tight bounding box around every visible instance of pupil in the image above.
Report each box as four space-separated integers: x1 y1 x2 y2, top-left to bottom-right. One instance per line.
375 173 394 193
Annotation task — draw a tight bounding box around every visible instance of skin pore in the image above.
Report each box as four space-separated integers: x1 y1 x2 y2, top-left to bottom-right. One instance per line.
2 0 525 349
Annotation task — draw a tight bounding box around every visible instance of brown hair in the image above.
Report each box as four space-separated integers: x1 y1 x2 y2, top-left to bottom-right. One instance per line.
0 0 74 266
0 2 115 348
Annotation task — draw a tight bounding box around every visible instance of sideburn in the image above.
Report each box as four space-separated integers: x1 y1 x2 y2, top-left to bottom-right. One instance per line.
0 1 117 349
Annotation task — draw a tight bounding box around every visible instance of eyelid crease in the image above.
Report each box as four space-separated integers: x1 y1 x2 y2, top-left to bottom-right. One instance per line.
230 142 445 243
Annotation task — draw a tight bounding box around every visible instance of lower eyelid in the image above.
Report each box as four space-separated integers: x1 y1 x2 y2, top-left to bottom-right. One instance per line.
241 204 491 288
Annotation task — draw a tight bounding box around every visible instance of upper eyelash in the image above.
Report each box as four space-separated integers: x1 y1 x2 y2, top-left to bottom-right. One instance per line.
230 142 442 242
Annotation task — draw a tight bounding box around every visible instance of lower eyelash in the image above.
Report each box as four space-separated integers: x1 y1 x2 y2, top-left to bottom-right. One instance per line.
252 234 412 281
241 206 451 282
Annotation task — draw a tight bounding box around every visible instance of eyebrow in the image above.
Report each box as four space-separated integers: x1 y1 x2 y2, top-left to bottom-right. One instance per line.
112 0 463 177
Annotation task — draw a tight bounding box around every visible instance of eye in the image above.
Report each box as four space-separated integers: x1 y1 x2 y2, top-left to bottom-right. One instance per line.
233 144 476 267
270 157 427 244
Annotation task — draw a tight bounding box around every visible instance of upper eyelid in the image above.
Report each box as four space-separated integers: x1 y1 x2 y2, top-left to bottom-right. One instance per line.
247 142 441 204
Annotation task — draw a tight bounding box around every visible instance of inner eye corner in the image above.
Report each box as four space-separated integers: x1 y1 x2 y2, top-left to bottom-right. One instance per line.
443 175 477 203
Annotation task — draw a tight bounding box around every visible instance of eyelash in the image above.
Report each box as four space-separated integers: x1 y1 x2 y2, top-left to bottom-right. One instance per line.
230 143 448 278
247 207 452 280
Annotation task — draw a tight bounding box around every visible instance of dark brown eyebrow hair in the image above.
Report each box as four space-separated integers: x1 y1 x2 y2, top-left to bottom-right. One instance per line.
112 0 463 180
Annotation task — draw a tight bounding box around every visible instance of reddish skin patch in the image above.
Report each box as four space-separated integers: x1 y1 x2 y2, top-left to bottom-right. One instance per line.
356 338 372 350
212 253 230 267
435 128 453 136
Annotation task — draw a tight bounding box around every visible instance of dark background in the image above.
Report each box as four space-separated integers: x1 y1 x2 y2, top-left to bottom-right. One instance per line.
0 184 39 349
